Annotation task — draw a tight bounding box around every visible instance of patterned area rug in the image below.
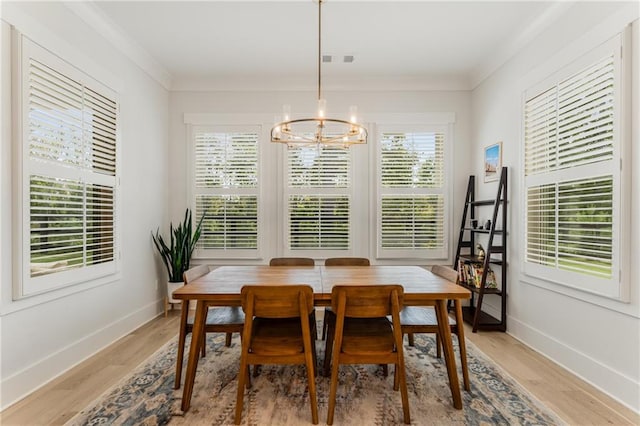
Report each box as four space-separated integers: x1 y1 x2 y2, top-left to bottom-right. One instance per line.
67 330 563 425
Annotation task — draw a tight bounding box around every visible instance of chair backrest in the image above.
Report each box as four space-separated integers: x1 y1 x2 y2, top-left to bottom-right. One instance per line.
241 285 314 318
325 257 370 266
269 257 315 266
431 265 458 283
331 285 404 318
183 264 210 284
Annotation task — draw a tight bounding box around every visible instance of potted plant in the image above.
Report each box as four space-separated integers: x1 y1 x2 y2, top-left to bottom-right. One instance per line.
152 208 204 315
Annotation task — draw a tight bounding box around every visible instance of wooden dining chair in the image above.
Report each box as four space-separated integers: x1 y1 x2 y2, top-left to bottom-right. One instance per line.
324 257 370 266
174 265 245 389
399 265 470 391
325 285 410 425
235 285 318 425
321 257 370 340
269 257 315 266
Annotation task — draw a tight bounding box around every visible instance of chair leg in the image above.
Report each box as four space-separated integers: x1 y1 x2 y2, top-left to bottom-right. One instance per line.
200 332 206 357
397 359 411 424
253 365 260 377
246 366 252 389
382 364 389 377
323 324 335 377
407 333 415 346
305 343 319 424
235 357 249 424
436 332 442 358
326 359 340 425
322 308 335 341
393 364 399 391
225 332 233 347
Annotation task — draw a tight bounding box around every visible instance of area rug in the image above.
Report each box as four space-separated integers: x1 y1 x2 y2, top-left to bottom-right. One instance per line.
67 331 563 425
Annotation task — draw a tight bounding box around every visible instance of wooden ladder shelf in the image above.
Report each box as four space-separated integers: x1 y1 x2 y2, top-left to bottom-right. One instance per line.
453 167 507 332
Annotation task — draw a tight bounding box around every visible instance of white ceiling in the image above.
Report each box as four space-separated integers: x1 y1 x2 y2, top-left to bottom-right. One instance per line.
84 1 569 91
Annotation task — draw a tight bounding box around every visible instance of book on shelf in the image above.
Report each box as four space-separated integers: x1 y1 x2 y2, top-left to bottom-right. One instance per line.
470 264 498 289
485 269 498 288
457 259 467 284
465 263 475 286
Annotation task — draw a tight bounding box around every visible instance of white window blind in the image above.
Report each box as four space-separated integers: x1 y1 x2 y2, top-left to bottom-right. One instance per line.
523 34 624 299
285 146 351 252
192 127 259 256
377 128 447 258
21 38 118 297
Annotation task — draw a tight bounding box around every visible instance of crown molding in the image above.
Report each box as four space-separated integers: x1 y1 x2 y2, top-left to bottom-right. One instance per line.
470 2 575 90
171 74 472 92
63 1 173 90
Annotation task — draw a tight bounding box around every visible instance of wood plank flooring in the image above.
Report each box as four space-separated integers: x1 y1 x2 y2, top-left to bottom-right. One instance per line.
1 309 637 425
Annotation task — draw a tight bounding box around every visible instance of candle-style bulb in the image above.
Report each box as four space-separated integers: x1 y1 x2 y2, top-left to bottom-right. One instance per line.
349 105 358 123
317 99 326 118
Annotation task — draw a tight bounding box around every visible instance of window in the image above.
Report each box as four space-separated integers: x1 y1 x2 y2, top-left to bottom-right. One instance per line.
19 37 119 297
377 126 448 259
523 34 627 299
191 126 259 257
285 146 351 254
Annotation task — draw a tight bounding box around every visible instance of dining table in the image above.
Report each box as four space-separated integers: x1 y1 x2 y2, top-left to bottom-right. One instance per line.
172 265 471 412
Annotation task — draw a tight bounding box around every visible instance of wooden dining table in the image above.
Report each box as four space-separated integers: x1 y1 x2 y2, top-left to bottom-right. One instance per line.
172 265 471 412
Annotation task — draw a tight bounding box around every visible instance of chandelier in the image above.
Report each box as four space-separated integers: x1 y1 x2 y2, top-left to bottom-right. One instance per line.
270 0 368 147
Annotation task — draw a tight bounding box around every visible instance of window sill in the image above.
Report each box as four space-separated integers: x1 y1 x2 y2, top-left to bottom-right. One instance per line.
520 274 639 319
0 273 121 316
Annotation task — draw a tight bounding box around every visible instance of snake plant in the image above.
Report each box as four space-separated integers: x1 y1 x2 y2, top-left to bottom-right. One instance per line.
152 209 204 282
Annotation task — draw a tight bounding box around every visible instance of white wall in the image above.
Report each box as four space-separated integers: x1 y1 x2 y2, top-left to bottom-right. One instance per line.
0 2 169 409
470 2 640 411
169 90 472 264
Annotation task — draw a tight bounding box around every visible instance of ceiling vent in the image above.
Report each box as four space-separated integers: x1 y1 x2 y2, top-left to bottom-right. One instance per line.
322 55 355 63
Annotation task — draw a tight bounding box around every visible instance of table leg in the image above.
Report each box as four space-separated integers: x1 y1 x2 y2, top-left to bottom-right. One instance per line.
181 300 207 412
435 299 463 409
454 300 470 391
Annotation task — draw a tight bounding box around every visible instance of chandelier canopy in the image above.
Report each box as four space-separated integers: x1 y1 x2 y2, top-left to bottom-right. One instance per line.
270 0 368 147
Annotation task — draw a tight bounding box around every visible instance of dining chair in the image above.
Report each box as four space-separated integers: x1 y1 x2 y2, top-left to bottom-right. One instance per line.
235 285 318 425
325 285 410 425
174 264 245 389
269 257 315 266
321 257 370 341
324 257 370 266
399 264 470 391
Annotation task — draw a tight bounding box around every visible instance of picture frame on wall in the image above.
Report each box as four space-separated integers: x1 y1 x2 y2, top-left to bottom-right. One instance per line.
484 141 502 182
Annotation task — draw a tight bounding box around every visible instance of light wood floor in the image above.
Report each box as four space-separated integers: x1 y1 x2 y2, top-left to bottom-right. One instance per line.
1 309 638 425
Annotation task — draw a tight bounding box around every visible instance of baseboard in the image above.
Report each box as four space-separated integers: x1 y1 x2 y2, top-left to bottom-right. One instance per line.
0 299 163 411
507 315 640 414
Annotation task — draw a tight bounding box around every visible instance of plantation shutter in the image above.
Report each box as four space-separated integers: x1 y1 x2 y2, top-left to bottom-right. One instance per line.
192 128 259 255
22 38 118 296
285 146 351 251
377 129 447 258
523 34 623 298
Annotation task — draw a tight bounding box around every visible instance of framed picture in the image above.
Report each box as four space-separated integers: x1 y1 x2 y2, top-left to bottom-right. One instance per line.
484 142 502 182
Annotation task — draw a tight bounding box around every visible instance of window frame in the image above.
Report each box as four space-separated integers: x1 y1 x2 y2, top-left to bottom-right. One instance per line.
188 124 263 260
374 122 452 260
281 145 355 258
521 31 631 302
13 34 121 299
